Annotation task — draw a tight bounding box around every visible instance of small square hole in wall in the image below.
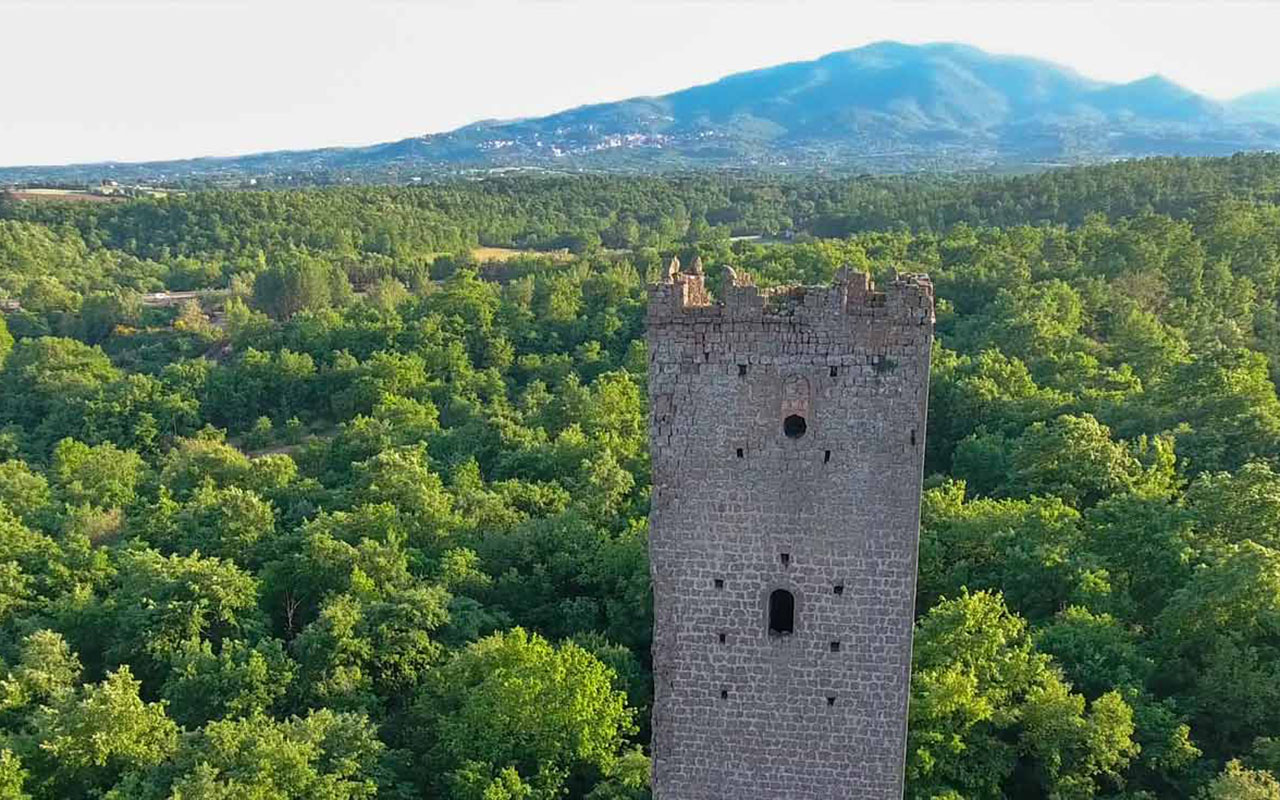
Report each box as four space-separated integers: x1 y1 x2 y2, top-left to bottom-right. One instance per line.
830 366 838 378
824 450 831 464
826 696 837 706
714 578 725 590
830 641 841 653
780 553 791 566
720 689 729 700
738 364 748 377
718 632 727 644
833 584 844 596
736 447 744 459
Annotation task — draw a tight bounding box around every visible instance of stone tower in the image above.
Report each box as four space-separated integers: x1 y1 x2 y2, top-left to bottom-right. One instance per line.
646 260 934 800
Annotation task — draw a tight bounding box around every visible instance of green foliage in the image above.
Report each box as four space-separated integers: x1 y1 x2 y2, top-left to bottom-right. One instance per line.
582 748 651 800
172 485 276 563
1198 760 1280 800
0 631 83 721
1154 347 1280 473
0 749 30 800
410 628 634 798
1155 542 1280 756
26 666 177 799
101 548 264 679
920 481 1083 620
254 254 354 320
0 509 69 627
1186 460 1280 552
2 159 1280 796
0 337 196 455
50 438 145 510
156 434 293 499
244 415 274 450
1004 414 1164 507
1035 607 1152 697
0 318 13 370
161 638 294 727
0 461 51 524
907 591 1138 800
108 710 396 800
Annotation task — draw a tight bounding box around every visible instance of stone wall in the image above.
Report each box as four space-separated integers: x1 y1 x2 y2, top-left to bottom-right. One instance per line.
647 261 934 800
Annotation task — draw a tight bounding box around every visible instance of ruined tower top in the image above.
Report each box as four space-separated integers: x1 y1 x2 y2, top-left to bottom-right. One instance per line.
648 261 934 331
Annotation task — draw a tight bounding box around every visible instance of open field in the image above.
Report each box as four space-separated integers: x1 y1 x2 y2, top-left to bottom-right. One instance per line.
138 289 227 308
471 245 572 262
4 188 120 203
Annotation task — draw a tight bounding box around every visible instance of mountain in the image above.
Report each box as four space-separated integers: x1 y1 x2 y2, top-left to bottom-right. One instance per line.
5 41 1280 185
1231 87 1280 125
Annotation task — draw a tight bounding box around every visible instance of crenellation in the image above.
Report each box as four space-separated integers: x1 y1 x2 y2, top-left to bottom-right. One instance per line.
647 262 934 800
648 267 934 331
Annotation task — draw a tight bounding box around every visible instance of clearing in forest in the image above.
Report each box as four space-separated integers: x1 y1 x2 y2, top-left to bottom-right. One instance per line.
471 246 573 262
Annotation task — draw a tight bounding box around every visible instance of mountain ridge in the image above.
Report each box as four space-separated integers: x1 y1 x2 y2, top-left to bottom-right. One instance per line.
4 41 1280 184
1231 86 1280 124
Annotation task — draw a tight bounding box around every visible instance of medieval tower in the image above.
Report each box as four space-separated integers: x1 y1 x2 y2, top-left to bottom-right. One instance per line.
646 257 934 799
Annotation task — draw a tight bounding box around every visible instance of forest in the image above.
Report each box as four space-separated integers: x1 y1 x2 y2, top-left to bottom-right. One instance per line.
1 153 1280 798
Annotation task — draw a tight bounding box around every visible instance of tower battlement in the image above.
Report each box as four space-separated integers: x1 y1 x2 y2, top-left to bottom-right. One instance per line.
647 259 934 329
646 258 934 800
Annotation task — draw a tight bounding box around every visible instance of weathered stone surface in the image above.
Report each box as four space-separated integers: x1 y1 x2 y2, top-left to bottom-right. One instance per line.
647 265 934 800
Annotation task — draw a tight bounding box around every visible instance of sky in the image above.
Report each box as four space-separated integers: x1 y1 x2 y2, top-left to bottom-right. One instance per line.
3 0 1280 167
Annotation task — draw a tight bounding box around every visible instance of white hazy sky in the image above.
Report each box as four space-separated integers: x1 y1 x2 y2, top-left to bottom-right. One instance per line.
3 0 1280 167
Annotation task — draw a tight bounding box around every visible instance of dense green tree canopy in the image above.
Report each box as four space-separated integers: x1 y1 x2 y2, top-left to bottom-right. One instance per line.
0 155 1278 796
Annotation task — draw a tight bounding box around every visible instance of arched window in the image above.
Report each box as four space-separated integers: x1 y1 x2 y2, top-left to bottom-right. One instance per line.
768 589 795 636
783 414 807 439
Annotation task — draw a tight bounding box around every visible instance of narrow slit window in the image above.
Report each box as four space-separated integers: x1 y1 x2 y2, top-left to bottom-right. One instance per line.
911 429 917 446
768 589 795 636
736 447 744 459
830 366 838 378
738 364 748 377
780 552 791 566
824 450 831 464
718 632 727 644
720 688 729 700
827 696 836 706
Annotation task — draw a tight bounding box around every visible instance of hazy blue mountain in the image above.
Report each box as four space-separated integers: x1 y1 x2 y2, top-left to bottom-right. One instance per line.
1231 88 1280 125
5 41 1280 185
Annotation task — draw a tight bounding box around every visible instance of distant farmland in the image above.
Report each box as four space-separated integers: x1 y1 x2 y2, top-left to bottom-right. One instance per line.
4 188 120 203
471 246 572 263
